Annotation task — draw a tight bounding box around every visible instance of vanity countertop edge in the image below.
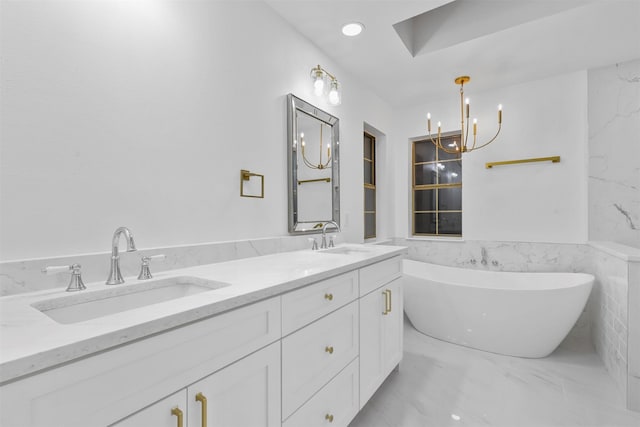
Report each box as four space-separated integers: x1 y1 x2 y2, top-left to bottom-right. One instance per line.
0 244 407 384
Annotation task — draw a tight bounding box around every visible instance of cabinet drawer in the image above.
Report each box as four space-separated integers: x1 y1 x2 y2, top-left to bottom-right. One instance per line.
0 297 281 427
281 301 359 419
282 270 358 336
283 357 359 427
359 256 401 296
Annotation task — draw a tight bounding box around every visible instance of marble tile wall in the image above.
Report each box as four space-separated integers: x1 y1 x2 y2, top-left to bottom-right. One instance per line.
589 244 630 398
0 235 320 296
628 261 640 411
588 58 640 248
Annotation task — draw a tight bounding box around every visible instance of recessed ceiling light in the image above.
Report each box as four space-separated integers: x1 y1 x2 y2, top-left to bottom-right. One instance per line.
342 22 364 37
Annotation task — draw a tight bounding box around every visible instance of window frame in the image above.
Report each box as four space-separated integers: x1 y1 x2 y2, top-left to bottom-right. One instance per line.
364 132 376 239
411 132 462 237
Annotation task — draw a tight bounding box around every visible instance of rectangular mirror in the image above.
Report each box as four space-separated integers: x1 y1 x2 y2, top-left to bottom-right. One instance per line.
287 94 340 233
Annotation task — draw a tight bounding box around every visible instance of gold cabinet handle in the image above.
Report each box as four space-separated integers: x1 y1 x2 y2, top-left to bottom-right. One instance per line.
324 293 334 301
382 289 392 315
325 413 334 423
325 345 334 354
195 392 207 427
171 407 184 427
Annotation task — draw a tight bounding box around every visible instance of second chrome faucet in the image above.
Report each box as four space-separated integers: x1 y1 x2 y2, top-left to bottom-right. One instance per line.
106 227 137 285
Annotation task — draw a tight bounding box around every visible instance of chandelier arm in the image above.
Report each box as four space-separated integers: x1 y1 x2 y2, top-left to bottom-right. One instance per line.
467 124 502 152
426 131 459 155
322 155 332 168
301 151 317 169
301 146 321 169
464 115 471 151
471 121 477 151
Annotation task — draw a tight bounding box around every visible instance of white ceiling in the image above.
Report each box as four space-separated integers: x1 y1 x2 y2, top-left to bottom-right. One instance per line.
265 0 640 108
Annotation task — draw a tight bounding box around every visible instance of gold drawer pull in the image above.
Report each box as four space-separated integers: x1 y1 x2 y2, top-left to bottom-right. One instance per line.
325 413 334 423
324 293 333 301
195 392 207 427
325 345 334 354
171 407 184 427
382 289 392 315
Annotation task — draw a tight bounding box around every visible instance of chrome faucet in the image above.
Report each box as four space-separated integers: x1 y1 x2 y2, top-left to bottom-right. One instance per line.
106 227 137 285
321 221 340 249
481 247 488 266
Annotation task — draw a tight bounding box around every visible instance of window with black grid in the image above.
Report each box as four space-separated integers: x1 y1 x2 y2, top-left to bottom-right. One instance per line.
412 134 462 236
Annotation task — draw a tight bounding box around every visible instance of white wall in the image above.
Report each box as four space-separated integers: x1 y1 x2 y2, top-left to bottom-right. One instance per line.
0 1 392 261
390 71 589 244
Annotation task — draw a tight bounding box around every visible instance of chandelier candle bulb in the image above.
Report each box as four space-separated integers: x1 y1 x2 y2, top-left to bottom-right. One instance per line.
473 118 477 135
465 98 470 118
498 104 503 124
427 113 431 132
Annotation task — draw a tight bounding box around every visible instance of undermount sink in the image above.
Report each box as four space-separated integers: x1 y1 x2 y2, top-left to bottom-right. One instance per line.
318 246 376 255
32 276 230 324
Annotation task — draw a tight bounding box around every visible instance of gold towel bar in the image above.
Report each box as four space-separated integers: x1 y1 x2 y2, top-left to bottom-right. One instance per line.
485 156 560 169
298 178 331 185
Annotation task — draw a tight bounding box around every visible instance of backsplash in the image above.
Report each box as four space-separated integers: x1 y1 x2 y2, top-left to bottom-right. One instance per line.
0 235 317 296
394 238 591 272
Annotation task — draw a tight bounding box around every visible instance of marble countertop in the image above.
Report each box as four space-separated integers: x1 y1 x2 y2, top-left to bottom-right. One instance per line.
0 244 406 384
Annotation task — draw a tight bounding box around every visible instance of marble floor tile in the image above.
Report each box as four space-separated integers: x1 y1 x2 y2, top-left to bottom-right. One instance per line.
350 319 640 427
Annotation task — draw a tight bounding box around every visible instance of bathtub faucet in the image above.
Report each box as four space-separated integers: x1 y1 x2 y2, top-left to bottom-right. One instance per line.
106 227 137 285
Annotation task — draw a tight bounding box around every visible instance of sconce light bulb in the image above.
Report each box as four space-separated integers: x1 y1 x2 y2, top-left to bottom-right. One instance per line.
328 79 341 105
314 78 324 96
328 89 340 105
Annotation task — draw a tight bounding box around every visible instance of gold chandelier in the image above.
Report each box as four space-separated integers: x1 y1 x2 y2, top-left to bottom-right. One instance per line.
300 123 331 170
427 76 502 154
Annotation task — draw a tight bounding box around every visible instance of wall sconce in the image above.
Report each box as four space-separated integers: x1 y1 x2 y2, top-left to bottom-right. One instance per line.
310 64 342 106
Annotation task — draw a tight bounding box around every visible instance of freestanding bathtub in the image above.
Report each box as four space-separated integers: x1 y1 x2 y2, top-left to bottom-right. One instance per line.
403 259 594 358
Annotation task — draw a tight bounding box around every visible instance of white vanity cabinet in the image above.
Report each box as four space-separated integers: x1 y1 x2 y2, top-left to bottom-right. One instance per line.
359 257 403 408
115 342 281 427
0 248 406 427
0 297 281 427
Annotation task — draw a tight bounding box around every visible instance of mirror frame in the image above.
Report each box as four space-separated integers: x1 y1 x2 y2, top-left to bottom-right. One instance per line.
287 93 340 234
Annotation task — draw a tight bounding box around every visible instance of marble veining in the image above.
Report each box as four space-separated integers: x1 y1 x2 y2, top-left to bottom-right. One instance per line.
588 58 640 248
0 234 324 296
349 319 640 427
0 244 403 384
